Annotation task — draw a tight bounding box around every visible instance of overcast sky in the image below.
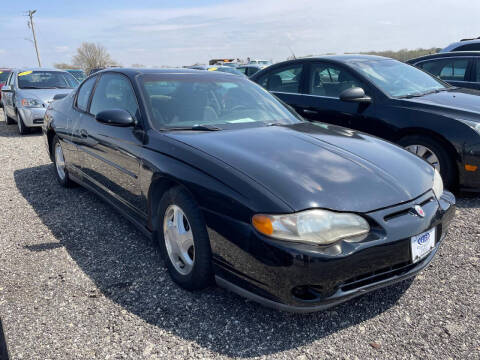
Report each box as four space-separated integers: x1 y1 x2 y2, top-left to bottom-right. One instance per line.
0 0 479 68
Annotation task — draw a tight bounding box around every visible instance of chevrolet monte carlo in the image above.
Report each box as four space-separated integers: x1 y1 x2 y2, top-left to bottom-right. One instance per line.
43 69 455 312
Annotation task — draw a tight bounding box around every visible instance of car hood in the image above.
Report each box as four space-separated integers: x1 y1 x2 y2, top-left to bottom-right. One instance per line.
400 88 480 121
17 88 73 106
168 122 434 213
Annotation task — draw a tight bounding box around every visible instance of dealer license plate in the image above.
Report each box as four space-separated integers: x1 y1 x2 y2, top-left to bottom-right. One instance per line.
411 227 436 263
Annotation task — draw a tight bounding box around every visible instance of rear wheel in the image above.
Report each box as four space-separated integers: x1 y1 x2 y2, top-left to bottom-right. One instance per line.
399 135 456 190
16 111 28 135
156 187 213 290
53 135 75 187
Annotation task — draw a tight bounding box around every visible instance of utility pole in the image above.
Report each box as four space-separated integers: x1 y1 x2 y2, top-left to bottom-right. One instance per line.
27 10 41 67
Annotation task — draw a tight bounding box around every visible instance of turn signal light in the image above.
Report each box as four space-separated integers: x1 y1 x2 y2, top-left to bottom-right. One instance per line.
252 215 273 235
465 164 478 172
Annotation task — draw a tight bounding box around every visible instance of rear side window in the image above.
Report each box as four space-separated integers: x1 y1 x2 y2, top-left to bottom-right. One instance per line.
90 73 139 119
453 43 480 51
257 64 303 93
420 58 469 81
236 67 248 75
76 76 96 111
477 60 480 82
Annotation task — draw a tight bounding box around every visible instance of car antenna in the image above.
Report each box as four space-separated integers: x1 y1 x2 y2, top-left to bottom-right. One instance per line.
287 45 296 60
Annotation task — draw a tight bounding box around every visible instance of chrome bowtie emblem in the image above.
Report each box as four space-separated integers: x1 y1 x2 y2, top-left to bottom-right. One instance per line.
414 205 425 218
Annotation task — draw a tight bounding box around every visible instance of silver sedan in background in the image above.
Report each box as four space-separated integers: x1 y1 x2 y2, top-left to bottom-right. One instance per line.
1 68 79 134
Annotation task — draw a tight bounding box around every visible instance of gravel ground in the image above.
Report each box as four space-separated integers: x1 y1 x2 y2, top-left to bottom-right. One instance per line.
0 110 479 360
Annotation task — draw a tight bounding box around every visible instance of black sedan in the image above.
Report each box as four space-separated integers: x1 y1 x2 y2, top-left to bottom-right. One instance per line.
250 55 480 191
43 68 455 312
407 51 480 90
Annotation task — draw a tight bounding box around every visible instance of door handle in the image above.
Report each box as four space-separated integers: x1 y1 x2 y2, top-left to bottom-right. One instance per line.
80 129 88 138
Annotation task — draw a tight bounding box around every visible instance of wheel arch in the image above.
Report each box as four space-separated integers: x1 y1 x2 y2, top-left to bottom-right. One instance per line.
394 127 460 164
146 175 199 233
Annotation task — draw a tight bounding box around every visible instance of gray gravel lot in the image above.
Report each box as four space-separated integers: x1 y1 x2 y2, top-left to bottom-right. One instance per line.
0 111 479 359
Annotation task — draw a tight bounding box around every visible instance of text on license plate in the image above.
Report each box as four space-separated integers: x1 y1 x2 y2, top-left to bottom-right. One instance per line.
411 227 436 263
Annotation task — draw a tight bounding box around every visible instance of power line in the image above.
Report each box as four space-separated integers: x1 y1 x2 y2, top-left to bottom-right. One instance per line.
26 10 41 67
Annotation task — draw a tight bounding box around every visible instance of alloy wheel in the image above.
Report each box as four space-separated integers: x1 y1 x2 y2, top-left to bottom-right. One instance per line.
54 142 66 181
405 144 441 172
163 205 195 275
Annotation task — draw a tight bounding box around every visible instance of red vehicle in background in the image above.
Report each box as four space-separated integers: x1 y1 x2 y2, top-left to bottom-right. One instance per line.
0 69 12 108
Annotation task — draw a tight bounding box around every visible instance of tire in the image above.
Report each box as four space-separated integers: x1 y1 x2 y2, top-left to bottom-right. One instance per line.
3 108 14 125
16 111 28 135
156 186 213 290
399 135 456 190
52 135 75 187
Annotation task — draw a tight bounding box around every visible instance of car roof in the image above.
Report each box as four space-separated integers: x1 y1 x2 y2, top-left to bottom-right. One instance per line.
440 39 480 52
92 67 248 79
257 54 392 69
407 51 480 64
14 67 69 73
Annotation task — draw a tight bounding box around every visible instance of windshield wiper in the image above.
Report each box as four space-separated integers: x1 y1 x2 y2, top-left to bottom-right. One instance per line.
400 88 449 99
161 124 221 131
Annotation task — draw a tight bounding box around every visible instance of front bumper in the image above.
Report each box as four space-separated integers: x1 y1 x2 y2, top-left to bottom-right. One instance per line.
17 107 46 127
207 191 455 313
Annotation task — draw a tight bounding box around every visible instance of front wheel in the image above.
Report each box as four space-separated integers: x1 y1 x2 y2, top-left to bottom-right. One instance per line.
3 108 14 125
16 111 28 135
399 135 456 190
156 187 213 290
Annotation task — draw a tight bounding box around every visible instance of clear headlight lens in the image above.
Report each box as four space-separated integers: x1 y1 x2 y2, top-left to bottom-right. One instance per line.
21 98 43 108
252 209 370 245
457 119 480 135
432 168 444 199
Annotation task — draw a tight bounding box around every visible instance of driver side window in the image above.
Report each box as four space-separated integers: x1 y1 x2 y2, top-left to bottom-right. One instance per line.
90 73 139 120
309 63 365 98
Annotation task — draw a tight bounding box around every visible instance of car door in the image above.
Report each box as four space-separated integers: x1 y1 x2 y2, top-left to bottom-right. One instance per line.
255 62 307 113
67 75 98 170
417 57 475 89
296 61 377 130
77 72 147 218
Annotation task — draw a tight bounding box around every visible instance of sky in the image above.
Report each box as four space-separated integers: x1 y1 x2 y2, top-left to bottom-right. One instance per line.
0 0 479 68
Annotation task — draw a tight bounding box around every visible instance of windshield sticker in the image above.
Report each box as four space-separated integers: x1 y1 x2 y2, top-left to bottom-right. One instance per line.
18 71 33 77
227 118 256 123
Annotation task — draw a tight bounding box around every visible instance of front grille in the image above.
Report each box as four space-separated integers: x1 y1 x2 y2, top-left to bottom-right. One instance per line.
340 261 416 292
33 119 43 124
383 196 434 222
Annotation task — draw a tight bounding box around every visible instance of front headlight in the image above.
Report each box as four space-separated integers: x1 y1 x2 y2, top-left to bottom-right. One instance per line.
252 209 370 245
432 168 444 199
21 98 43 108
457 119 480 135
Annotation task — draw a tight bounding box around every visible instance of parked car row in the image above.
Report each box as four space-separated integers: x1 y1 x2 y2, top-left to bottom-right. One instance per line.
2 41 478 312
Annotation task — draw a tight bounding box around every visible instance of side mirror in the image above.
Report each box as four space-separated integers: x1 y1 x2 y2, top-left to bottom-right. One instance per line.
1 85 11 92
53 93 68 101
339 87 372 103
95 109 134 127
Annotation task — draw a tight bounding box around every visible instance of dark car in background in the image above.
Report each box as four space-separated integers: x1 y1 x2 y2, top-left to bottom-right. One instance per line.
66 69 86 82
251 55 480 191
236 64 265 77
0 68 12 108
407 52 480 90
43 68 454 312
188 65 245 76
440 38 480 52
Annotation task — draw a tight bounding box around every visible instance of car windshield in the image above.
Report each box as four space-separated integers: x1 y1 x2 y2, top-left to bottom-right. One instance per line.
141 74 303 130
349 59 448 98
0 71 10 83
17 71 79 89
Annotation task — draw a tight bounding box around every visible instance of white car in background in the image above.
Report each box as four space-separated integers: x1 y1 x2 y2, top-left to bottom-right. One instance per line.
1 68 79 134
